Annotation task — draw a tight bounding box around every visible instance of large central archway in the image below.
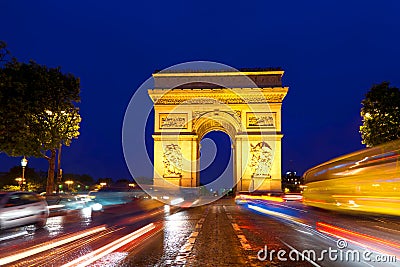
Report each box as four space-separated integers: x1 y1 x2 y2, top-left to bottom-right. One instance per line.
199 131 233 196
149 68 288 193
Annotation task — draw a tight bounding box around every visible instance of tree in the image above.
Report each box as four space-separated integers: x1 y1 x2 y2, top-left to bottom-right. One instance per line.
63 173 94 185
0 43 81 194
360 82 400 147
0 41 11 65
0 166 46 191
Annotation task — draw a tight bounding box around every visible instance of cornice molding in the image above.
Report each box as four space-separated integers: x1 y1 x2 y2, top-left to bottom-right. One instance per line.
152 70 284 77
149 87 288 104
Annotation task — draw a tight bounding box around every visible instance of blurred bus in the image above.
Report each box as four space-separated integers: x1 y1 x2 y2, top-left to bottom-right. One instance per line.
302 139 400 216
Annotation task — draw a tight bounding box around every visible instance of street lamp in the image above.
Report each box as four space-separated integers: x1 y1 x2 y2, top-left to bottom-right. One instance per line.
21 156 28 191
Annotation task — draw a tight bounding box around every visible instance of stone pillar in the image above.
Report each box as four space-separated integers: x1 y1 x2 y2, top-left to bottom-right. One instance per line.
153 134 198 188
235 134 282 192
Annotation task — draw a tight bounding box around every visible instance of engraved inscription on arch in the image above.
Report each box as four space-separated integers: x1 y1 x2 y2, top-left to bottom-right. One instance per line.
246 112 276 128
159 113 188 129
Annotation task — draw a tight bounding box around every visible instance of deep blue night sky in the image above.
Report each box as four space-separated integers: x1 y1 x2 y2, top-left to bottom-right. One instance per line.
1 1 400 182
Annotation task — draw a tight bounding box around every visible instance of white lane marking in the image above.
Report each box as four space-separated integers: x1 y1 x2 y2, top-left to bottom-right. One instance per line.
190 231 199 238
180 244 193 253
227 207 252 251
231 223 241 232
173 210 208 265
237 234 252 250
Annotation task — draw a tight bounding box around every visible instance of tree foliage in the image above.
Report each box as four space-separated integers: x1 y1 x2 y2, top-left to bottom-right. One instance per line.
360 82 400 147
0 166 46 191
0 42 81 194
63 173 94 185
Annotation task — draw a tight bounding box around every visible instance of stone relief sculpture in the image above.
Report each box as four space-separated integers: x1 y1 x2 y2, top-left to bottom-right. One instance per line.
250 141 272 177
163 144 183 177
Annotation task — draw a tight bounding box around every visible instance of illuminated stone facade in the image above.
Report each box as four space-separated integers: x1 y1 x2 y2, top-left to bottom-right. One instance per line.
148 69 288 192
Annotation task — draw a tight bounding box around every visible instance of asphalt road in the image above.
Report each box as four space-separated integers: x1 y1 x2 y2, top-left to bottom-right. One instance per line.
0 198 399 267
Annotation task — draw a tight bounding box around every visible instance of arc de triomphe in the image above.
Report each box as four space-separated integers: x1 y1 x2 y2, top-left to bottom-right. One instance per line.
148 68 288 192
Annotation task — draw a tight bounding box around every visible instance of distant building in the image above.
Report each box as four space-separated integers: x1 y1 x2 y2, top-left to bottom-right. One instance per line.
281 171 303 193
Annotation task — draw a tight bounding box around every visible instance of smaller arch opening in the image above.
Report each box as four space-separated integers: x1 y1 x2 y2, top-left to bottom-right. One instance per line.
199 131 234 197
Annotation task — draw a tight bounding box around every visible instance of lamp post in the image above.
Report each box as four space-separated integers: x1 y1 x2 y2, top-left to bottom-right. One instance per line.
21 156 28 191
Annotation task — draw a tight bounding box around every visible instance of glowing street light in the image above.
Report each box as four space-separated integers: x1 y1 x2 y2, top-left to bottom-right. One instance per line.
20 156 28 191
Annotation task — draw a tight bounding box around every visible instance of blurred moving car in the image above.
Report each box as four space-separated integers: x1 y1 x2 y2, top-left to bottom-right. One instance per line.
86 187 144 207
0 191 49 230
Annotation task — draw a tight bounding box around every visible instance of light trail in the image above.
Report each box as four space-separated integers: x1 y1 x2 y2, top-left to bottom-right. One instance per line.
316 222 400 250
121 207 165 225
0 225 107 266
0 230 28 241
61 223 156 267
316 221 400 259
248 204 311 228
236 194 285 203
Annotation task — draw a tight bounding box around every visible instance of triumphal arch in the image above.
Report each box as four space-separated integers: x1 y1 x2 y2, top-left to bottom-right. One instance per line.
148 68 288 192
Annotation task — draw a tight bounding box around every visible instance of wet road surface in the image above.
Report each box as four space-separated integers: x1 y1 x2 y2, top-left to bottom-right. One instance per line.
0 198 399 266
